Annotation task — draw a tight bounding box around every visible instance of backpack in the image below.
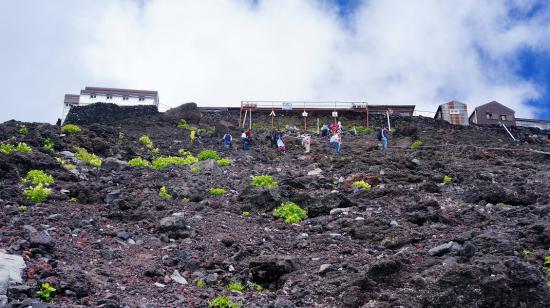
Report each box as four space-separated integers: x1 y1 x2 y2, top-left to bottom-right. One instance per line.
224 134 231 142
377 130 383 141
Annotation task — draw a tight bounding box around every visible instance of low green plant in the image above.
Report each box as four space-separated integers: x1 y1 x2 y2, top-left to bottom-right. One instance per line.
217 158 231 167
75 147 102 168
36 282 56 302
151 156 197 170
16 142 32 153
208 295 241 308
443 175 452 185
242 211 250 217
180 197 190 203
351 180 371 190
197 149 220 161
178 119 190 129
196 278 205 288
61 124 81 134
495 202 507 208
410 140 423 150
69 197 78 203
17 205 28 212
139 135 154 149
227 282 245 292
19 125 28 135
209 188 225 196
23 184 51 203
0 143 15 155
56 158 75 170
522 249 532 257
545 251 550 287
118 132 124 140
178 149 192 157
251 282 264 292
152 147 160 154
353 126 373 134
159 186 173 200
191 166 201 173
251 175 278 189
42 138 54 150
273 202 307 224
128 157 151 167
22 170 54 185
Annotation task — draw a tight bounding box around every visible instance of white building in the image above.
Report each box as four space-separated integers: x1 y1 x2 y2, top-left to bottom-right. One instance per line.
62 86 159 122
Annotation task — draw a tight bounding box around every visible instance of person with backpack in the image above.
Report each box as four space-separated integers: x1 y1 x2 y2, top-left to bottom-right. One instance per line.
222 132 232 148
330 133 341 155
379 127 389 151
190 129 196 145
241 130 250 151
301 133 312 153
321 124 329 140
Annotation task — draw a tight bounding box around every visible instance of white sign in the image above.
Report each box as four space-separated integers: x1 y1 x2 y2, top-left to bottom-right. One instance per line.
302 111 308 117
282 102 293 110
269 110 276 117
449 109 460 115
332 111 338 117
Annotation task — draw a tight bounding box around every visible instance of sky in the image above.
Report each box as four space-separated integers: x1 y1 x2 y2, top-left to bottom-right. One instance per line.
1 0 550 123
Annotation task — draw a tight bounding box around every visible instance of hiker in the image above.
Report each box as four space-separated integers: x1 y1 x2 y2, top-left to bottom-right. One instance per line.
379 127 389 151
270 131 279 148
330 133 341 155
301 133 312 153
277 137 286 152
241 131 250 151
321 124 329 139
222 132 232 148
337 121 343 134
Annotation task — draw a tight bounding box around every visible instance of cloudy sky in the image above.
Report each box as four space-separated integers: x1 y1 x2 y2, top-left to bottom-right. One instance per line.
2 0 550 123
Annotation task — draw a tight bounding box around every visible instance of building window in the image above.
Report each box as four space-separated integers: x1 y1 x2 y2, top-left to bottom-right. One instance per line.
486 112 492 119
500 115 507 121
139 96 145 101
90 94 96 98
123 95 129 100
107 95 113 99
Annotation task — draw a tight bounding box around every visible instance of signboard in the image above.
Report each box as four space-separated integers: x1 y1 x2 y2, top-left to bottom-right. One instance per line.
332 111 338 117
449 109 460 115
269 110 276 117
282 102 293 110
302 111 308 117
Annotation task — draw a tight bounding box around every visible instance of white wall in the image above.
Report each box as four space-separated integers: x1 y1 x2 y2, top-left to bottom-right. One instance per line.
79 94 157 106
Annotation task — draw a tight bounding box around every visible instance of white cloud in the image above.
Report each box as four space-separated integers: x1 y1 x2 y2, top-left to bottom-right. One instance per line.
1 0 550 122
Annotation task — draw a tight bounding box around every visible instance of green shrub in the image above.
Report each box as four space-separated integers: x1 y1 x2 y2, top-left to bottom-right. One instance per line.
75 147 102 168
191 166 201 173
138 135 154 149
351 180 371 190
69 197 78 203
178 149 192 157
522 249 531 256
23 184 51 203
56 158 75 170
152 156 197 170
42 138 54 150
0 143 15 155
273 202 307 224
178 119 190 129
208 295 241 308
17 205 28 212
410 140 423 150
118 132 124 140
196 278 205 288
16 142 32 153
19 125 28 135
209 188 225 196
217 158 231 167
443 175 452 185
61 124 81 134
128 157 151 167
159 186 173 200
354 126 373 134
251 175 277 189
36 282 56 302
227 282 245 292
242 211 250 217
23 170 54 185
197 149 220 161
251 282 264 292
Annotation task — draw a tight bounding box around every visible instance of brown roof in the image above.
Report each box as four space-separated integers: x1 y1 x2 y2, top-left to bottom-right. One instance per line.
81 87 158 97
64 94 80 104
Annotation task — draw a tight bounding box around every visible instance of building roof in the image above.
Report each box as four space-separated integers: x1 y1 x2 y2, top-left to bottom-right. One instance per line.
473 101 515 113
81 87 158 97
64 94 80 104
516 117 550 124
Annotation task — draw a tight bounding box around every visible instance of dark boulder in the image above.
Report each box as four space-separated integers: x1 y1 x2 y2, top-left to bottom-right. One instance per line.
164 102 202 124
249 255 297 286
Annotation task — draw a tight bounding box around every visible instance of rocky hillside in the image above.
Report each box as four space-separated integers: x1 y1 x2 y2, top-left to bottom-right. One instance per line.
1 103 549 307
